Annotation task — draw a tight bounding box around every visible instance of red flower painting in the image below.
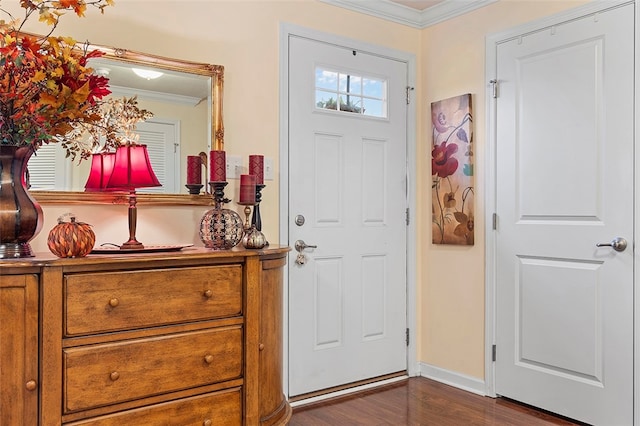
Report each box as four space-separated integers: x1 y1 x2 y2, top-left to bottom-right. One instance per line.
431 94 474 245
432 141 458 178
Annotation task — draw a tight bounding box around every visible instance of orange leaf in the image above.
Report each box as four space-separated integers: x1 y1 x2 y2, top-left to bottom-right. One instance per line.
32 70 47 82
72 82 90 103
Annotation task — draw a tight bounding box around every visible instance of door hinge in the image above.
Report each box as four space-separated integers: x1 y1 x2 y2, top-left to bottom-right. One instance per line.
406 86 414 105
406 328 410 346
492 213 497 230
406 208 410 226
492 344 497 362
489 79 498 98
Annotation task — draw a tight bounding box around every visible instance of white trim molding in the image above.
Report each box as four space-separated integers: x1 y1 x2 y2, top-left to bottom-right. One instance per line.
109 85 202 106
420 363 486 396
318 0 497 29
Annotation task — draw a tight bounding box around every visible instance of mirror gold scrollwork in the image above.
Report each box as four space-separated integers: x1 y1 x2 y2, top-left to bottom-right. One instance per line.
30 42 223 206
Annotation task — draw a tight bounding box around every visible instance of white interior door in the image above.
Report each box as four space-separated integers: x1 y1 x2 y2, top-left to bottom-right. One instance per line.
288 35 408 397
494 4 634 425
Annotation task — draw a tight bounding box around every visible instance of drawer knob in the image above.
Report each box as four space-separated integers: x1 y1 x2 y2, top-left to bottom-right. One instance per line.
203 289 213 298
203 420 212 426
25 380 37 391
110 371 120 381
259 343 265 351
109 298 119 308
204 354 214 364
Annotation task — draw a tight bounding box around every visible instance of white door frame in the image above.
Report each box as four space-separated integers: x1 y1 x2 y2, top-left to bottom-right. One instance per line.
279 22 418 398
484 0 637 421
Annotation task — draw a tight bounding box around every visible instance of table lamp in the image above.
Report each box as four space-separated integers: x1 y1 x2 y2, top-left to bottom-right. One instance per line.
105 144 161 249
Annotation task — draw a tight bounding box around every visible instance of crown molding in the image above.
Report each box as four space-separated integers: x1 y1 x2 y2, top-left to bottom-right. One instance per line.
318 0 497 29
109 85 203 107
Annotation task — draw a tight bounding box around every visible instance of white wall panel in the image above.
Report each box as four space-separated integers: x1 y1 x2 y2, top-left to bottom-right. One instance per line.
361 254 387 340
517 256 603 383
517 39 603 220
314 257 344 349
361 138 387 225
314 133 343 226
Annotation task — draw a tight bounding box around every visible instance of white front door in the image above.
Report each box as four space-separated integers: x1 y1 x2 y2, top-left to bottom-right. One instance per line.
287 35 408 396
494 4 634 425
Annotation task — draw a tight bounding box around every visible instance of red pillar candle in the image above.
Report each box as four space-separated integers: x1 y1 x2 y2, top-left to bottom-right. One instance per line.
239 174 256 204
210 150 226 182
249 155 264 184
186 155 201 185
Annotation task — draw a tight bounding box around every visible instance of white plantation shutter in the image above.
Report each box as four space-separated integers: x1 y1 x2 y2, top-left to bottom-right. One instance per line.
27 142 71 190
135 119 179 194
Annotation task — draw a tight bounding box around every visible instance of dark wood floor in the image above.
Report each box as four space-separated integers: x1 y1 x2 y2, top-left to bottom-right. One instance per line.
289 377 585 425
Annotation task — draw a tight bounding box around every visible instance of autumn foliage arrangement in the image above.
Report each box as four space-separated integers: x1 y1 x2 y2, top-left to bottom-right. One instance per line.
0 0 152 161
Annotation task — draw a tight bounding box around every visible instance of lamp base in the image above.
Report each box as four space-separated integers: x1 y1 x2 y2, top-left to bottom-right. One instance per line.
120 240 144 250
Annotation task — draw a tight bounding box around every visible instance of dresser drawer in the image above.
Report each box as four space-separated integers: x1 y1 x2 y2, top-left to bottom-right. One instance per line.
65 265 242 336
63 326 243 413
65 387 242 425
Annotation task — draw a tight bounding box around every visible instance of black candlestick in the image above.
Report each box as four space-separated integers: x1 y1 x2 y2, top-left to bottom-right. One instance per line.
209 181 231 208
251 184 265 231
185 184 203 195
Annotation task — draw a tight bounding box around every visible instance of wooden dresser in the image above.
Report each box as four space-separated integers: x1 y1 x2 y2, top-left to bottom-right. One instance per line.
0 247 291 426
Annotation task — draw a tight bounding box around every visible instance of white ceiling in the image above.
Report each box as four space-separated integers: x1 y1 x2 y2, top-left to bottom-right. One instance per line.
390 0 444 11
318 0 497 28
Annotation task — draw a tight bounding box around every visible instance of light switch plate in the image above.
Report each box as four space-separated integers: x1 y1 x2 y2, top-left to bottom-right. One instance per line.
226 155 242 179
264 157 274 181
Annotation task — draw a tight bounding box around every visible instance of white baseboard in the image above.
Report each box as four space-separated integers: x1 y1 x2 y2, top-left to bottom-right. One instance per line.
419 362 486 396
289 365 486 409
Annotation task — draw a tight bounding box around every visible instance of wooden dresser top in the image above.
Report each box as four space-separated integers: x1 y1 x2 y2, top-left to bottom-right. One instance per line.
0 245 290 272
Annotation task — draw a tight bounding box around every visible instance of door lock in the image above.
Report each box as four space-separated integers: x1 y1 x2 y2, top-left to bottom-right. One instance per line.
294 239 317 265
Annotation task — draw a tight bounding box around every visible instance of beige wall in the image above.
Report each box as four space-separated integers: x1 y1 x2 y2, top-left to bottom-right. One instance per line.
22 0 589 384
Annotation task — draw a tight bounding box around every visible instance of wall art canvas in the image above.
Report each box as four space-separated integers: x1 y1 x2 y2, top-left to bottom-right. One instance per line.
431 93 474 245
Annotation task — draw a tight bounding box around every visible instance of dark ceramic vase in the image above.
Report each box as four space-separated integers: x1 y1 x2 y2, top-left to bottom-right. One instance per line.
0 145 43 258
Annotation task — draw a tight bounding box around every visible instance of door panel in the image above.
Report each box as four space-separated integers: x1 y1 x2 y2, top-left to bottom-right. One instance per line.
495 4 633 425
288 36 408 396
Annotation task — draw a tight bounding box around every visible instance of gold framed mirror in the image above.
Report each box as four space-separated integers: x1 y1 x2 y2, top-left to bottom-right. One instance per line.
31 42 223 206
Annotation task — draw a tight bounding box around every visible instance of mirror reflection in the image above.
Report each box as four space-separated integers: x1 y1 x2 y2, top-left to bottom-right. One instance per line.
29 44 223 205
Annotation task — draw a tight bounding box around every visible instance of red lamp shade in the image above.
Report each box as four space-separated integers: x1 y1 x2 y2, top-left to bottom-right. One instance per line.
106 144 161 190
102 144 161 250
84 152 116 192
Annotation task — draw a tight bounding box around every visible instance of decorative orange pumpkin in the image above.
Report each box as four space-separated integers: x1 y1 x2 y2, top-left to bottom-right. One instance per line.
47 214 96 258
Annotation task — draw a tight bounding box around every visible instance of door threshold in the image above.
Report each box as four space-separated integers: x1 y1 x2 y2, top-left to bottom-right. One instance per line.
289 372 408 408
